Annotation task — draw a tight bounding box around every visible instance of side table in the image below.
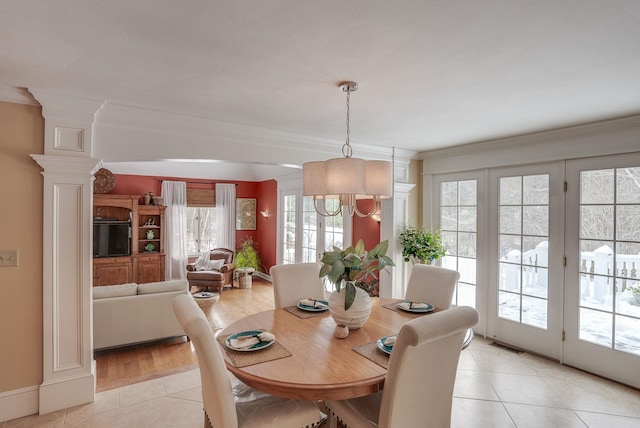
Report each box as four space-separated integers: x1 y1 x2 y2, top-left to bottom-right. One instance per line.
192 291 220 329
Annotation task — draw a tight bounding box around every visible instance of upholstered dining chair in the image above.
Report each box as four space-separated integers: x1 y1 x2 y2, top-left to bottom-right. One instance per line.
325 306 479 428
269 262 325 309
171 294 322 428
404 264 460 310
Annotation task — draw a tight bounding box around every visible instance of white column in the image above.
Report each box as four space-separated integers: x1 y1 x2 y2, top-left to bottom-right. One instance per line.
30 90 104 414
379 182 415 299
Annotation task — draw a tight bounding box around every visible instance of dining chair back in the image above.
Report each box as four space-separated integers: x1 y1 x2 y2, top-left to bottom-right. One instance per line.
270 262 325 308
172 294 321 428
326 305 479 428
404 264 460 309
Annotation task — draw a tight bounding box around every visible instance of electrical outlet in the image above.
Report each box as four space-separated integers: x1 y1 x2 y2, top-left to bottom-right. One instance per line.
0 249 18 267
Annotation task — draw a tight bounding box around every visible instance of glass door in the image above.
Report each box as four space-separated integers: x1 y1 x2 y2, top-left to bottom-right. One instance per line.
564 153 640 388
279 192 346 265
487 162 565 360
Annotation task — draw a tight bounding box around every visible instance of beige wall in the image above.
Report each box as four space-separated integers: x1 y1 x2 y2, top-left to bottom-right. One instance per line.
0 101 44 392
407 158 422 228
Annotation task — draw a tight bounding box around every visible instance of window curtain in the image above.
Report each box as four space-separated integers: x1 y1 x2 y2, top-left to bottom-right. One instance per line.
161 181 188 280
216 183 236 251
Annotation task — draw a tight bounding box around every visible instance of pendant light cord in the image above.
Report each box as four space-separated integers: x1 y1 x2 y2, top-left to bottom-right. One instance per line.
342 89 353 158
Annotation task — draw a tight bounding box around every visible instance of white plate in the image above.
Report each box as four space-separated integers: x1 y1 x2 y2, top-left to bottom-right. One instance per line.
397 301 434 313
297 300 329 312
377 336 393 355
225 330 275 352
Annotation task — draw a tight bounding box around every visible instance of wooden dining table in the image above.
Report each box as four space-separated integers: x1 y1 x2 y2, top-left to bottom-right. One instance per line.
217 297 437 401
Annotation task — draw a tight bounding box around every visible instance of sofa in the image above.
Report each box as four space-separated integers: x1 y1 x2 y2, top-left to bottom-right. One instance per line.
93 279 190 349
186 248 235 293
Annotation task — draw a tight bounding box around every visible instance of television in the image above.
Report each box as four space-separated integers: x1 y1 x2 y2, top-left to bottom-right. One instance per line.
93 220 131 257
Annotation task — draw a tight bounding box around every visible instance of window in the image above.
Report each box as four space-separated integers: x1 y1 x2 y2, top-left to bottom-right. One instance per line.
186 207 216 254
185 188 216 255
440 179 478 308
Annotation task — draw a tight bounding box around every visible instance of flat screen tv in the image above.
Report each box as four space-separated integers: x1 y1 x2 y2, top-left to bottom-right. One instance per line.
93 221 131 258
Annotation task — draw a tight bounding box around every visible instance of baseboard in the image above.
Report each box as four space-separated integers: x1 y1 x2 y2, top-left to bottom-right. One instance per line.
254 271 271 282
0 385 39 423
39 371 95 414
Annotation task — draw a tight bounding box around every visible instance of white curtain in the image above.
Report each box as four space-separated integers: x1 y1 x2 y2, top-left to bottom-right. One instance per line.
216 183 236 251
161 181 188 280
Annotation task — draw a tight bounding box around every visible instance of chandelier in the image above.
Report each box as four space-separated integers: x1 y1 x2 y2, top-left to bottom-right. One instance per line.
302 81 392 218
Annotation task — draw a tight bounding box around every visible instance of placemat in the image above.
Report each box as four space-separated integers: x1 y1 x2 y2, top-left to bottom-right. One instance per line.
217 332 293 368
283 305 329 319
382 302 440 316
382 302 424 316
353 341 389 369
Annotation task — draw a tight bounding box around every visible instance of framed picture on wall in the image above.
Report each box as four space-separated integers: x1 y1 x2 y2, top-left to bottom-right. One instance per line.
236 198 256 230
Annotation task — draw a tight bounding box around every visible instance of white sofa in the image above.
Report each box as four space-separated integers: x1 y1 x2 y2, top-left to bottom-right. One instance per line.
93 279 191 349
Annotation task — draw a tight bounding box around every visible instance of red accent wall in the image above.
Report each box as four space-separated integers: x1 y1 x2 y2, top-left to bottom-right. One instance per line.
110 174 277 273
352 199 381 249
109 174 376 272
256 180 277 272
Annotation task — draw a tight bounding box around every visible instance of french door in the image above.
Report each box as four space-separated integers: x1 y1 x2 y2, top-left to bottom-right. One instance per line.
564 153 640 388
279 191 346 265
487 162 565 360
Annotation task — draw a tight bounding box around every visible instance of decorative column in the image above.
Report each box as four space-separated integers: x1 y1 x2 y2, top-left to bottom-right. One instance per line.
379 182 415 299
30 90 104 414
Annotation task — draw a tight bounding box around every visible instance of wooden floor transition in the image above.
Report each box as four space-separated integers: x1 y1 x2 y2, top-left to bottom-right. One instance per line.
94 277 274 392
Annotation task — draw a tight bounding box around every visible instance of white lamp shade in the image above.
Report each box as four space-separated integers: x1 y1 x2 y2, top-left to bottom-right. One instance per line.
365 160 392 198
325 157 366 196
302 161 327 196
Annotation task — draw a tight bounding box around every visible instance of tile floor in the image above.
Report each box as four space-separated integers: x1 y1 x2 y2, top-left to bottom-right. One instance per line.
4 336 640 427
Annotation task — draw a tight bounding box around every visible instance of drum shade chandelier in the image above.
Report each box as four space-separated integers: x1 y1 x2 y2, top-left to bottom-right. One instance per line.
302 81 392 218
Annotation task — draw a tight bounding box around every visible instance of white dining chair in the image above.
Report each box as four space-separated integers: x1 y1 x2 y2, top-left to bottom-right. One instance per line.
404 264 460 310
325 305 479 428
270 262 325 308
171 294 322 428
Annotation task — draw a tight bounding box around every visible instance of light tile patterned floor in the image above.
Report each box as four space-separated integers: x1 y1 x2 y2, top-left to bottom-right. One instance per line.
5 337 640 427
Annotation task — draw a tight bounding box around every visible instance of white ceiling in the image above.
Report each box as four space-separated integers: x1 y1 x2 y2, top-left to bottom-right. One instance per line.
1 1 639 180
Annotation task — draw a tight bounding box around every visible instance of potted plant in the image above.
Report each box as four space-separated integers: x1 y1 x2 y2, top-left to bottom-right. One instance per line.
320 239 394 329
628 284 640 305
235 237 261 288
398 226 446 265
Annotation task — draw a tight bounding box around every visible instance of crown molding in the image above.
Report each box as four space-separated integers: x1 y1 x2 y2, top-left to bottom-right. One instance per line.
0 86 40 106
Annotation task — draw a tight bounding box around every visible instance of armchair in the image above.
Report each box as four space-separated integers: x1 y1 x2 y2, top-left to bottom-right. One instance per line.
186 248 235 293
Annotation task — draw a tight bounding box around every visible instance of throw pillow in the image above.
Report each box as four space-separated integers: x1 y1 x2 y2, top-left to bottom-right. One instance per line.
195 251 211 271
208 258 225 271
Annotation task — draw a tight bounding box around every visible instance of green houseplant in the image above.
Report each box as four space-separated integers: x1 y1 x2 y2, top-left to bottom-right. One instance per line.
320 239 394 311
235 237 260 288
235 237 261 271
398 226 446 264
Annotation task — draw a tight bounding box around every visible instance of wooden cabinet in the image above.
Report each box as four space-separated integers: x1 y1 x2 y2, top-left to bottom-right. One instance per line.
136 253 166 284
93 194 166 286
93 256 134 286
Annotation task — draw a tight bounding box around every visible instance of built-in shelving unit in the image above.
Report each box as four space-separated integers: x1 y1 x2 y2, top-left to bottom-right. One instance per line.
93 194 166 286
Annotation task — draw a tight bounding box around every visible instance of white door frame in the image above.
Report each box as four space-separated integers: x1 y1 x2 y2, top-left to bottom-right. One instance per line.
486 162 565 360
564 152 640 389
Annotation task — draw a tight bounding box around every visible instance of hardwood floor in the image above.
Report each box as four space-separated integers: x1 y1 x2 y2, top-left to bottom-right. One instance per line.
94 277 274 392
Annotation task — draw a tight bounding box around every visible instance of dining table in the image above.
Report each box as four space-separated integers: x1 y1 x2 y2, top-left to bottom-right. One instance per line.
217 297 442 401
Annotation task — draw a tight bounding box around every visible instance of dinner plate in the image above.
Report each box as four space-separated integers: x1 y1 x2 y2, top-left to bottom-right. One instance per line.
297 300 329 312
397 301 434 313
225 330 275 352
377 336 393 355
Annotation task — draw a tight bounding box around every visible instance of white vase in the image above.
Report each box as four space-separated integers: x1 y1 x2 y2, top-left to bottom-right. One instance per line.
328 285 372 329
